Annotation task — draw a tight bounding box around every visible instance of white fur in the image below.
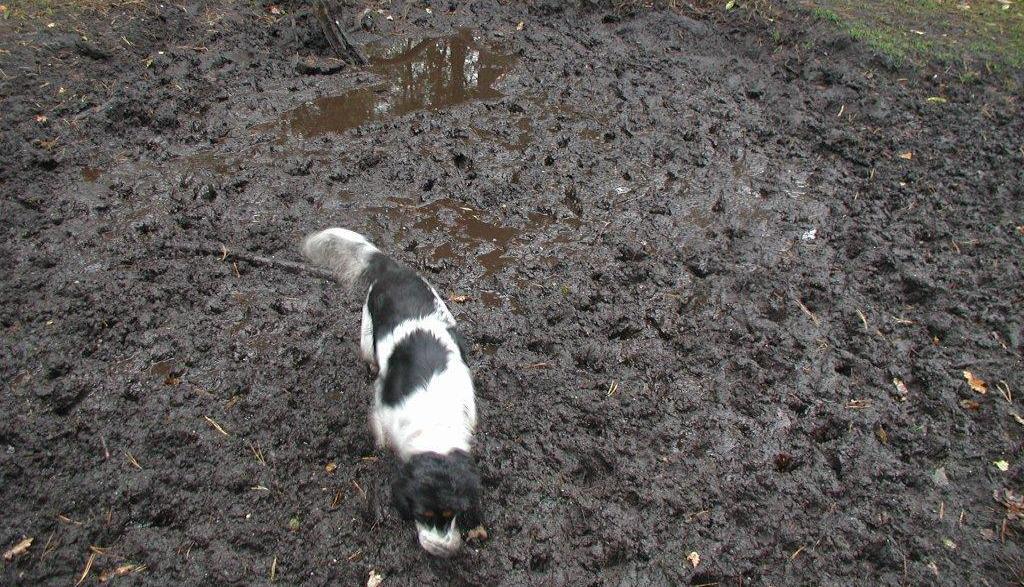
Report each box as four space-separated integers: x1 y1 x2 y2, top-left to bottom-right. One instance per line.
359 286 376 368
366 303 476 460
416 519 462 557
302 228 378 288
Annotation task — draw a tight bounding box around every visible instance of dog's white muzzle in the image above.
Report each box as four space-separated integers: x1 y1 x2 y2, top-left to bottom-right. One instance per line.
416 520 462 557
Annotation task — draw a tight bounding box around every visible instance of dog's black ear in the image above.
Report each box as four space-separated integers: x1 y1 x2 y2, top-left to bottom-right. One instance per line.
458 498 483 532
391 466 415 521
453 455 483 531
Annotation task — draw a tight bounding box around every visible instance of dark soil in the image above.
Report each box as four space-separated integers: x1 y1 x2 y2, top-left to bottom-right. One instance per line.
2 1 1023 584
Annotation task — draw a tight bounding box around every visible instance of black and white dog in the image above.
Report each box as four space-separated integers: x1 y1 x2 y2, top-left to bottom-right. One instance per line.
303 228 481 557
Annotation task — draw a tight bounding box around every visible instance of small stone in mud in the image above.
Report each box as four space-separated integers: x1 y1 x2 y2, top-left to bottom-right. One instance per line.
195 183 216 201
286 158 312 176
466 524 488 542
75 37 111 60
294 56 346 75
686 551 700 568
774 452 797 473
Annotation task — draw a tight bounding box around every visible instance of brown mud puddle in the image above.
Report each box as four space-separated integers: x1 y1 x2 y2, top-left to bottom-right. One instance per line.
261 28 515 138
364 196 580 283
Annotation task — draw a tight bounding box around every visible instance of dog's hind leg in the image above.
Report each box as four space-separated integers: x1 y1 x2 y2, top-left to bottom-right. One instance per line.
369 384 387 449
359 287 378 373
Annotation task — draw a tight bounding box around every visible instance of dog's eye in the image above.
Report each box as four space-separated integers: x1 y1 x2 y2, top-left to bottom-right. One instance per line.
422 511 435 519
441 510 453 519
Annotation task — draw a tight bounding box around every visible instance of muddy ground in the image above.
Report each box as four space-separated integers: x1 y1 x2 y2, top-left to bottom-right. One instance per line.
2 0 1023 584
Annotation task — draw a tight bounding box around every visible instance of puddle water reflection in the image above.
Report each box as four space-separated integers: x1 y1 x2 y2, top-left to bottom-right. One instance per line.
264 29 515 138
365 196 576 278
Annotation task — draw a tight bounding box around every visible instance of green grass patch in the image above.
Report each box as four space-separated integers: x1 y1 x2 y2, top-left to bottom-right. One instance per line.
807 0 1024 73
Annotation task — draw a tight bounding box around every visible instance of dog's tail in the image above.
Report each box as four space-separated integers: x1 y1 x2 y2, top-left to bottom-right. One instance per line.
301 228 381 289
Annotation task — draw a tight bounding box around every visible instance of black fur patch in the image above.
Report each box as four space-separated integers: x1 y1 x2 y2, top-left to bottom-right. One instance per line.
392 450 482 532
380 331 450 406
364 254 437 348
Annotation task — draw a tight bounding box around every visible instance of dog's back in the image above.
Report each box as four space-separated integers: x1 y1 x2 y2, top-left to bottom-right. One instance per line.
301 227 476 454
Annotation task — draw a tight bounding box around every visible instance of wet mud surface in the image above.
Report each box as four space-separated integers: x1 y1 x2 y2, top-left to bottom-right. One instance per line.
2 1 1023 584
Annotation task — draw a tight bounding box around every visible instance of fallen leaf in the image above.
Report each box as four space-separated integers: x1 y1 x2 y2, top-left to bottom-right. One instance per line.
963 370 987 394
994 460 1010 472
367 570 384 587
942 538 956 549
516 21 524 30
35 114 47 123
898 151 913 160
876 426 888 444
99 564 145 583
3 536 32 561
466 525 488 542
994 488 1024 519
1017 225 1024 236
932 467 949 487
448 294 470 303
686 551 700 568
980 528 996 541
46 22 55 28
893 378 909 397
959 399 980 411
774 452 794 472
325 462 337 473
268 5 281 15
926 96 947 104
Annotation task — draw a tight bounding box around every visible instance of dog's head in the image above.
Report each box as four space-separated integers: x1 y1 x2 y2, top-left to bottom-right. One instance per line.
392 450 481 557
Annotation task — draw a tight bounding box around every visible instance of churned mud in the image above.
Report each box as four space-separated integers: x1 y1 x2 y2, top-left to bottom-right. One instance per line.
1 0 1022 584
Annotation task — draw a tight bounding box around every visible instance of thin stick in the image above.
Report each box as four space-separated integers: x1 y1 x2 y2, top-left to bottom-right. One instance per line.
790 544 806 560
855 308 869 331
795 298 821 327
167 242 338 283
352 480 366 498
75 552 97 586
204 416 229 436
124 450 142 470
249 440 267 466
